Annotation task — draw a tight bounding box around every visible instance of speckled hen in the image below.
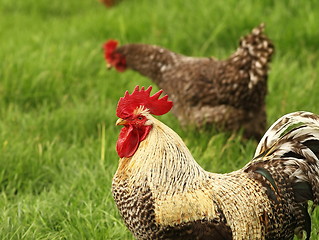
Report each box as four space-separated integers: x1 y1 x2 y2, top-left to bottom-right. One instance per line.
112 86 319 240
105 24 274 139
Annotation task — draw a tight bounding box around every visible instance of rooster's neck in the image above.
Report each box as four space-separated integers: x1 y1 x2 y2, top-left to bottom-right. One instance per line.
116 117 208 194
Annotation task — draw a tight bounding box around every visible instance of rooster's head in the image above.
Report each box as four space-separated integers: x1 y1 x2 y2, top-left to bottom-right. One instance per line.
115 86 173 158
103 39 127 72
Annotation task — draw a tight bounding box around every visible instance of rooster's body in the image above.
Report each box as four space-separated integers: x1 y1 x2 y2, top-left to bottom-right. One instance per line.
105 24 274 139
112 86 319 240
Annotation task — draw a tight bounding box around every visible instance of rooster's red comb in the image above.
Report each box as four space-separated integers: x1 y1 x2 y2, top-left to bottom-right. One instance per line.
116 86 173 118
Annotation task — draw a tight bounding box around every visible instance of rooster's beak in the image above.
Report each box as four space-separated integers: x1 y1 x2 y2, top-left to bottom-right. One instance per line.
116 118 128 126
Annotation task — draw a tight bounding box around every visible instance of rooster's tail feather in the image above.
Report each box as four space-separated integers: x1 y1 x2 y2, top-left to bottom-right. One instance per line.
245 111 319 239
253 111 319 205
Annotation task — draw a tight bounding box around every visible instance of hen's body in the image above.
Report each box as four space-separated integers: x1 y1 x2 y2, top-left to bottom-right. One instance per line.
113 97 319 240
106 24 274 139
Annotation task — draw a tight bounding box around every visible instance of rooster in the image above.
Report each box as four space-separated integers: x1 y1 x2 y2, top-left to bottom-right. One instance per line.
105 24 275 140
112 86 319 240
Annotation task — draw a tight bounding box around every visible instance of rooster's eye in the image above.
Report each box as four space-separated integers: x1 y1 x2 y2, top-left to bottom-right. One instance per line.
137 116 144 120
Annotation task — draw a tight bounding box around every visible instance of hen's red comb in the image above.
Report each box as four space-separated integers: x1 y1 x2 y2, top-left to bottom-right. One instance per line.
103 39 119 60
116 86 173 118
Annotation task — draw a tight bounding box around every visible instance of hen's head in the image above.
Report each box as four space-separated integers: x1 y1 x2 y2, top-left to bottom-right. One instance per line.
103 39 127 72
116 86 173 158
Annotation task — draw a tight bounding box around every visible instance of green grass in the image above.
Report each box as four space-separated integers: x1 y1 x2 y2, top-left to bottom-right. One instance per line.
0 0 319 239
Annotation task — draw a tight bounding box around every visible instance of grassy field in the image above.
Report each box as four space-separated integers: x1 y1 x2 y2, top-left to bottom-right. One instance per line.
0 0 319 239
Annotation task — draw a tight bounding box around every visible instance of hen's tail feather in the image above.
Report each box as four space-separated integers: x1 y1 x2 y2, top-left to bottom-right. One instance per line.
232 23 274 89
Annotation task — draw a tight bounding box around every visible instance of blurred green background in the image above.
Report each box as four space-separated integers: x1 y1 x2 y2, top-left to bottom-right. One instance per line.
0 0 318 239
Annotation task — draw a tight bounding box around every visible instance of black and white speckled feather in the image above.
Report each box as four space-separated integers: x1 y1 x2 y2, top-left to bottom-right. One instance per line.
244 111 319 239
